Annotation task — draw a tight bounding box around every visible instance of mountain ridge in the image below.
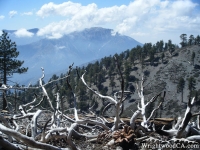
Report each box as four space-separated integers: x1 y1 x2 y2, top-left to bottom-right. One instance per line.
7 27 142 84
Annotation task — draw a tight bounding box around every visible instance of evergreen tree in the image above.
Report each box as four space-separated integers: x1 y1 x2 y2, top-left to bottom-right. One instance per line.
102 56 111 70
159 40 164 52
143 43 148 55
188 76 196 98
177 77 185 102
168 39 175 54
149 47 155 64
124 50 129 60
108 65 114 79
188 35 194 46
161 52 165 63
164 42 168 51
191 52 195 65
0 31 28 109
180 34 187 47
196 35 200 45
109 77 115 92
156 41 160 52
129 48 136 65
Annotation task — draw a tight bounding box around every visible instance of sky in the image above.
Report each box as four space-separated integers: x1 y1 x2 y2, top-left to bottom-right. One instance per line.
0 0 200 45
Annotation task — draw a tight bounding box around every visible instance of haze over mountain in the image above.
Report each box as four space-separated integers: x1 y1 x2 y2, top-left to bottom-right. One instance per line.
6 27 142 84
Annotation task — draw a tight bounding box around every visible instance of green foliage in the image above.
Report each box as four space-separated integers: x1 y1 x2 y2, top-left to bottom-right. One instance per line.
196 35 200 45
161 52 165 62
180 34 187 47
109 77 116 91
177 77 185 93
143 70 150 77
0 31 28 82
177 77 185 102
188 76 196 91
168 39 175 54
129 84 135 93
192 52 195 65
78 101 89 112
187 76 196 99
155 40 164 52
164 42 168 51
188 35 194 46
0 31 28 109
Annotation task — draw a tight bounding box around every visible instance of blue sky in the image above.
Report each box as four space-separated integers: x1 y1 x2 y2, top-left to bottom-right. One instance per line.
0 0 200 44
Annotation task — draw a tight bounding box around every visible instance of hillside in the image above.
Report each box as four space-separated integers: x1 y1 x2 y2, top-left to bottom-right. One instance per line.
1 37 200 150
13 43 200 119
122 45 200 118
80 44 200 118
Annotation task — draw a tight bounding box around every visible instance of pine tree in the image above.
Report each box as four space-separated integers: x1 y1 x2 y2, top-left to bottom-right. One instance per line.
180 34 187 47
159 40 164 52
177 77 185 102
0 31 28 109
168 39 174 54
196 35 200 45
109 77 115 92
161 52 165 63
191 52 195 65
188 76 196 98
188 35 194 46
129 48 136 65
188 77 196 90
164 43 168 51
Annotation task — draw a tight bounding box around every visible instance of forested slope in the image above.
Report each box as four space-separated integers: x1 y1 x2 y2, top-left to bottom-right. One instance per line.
7 36 200 118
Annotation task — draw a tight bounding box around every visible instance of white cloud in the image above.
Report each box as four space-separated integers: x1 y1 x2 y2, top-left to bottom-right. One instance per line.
36 1 96 18
21 11 33 16
9 10 17 18
14 28 34 37
36 0 200 44
0 15 5 20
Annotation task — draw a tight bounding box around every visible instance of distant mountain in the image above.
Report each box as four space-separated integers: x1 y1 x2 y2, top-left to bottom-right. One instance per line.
6 27 142 84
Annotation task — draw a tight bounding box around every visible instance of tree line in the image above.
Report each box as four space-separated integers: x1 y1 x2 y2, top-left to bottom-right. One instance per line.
180 34 200 47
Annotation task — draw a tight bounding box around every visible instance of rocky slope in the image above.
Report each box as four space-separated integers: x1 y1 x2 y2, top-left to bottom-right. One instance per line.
99 45 200 118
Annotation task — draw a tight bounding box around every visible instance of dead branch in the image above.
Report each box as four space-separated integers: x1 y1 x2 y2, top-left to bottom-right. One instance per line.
176 97 195 138
0 123 63 150
0 136 22 150
136 76 162 130
40 68 55 112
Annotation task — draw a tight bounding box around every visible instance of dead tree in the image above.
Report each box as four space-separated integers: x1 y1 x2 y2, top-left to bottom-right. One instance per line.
0 61 200 150
79 56 132 131
130 75 163 130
